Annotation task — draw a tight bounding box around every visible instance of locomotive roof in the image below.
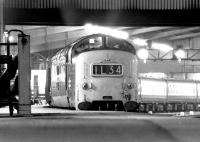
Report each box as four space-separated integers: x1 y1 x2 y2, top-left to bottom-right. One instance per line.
52 34 136 61
70 34 136 55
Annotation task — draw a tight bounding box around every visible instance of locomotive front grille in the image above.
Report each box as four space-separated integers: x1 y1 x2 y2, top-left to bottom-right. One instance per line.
92 100 124 111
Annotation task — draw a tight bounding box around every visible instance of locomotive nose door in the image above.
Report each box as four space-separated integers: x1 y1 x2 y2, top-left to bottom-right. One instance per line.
91 64 124 100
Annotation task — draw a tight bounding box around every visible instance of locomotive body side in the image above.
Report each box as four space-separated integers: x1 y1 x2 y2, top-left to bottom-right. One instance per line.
50 50 71 108
72 50 138 111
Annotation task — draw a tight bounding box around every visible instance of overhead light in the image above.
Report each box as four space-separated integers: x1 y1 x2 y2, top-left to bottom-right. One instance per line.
137 48 149 60
4 31 8 38
174 49 186 59
151 42 173 52
132 38 148 46
8 35 15 42
4 31 15 43
84 23 129 39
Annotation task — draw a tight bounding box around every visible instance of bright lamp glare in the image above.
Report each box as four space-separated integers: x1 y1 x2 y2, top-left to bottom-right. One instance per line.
151 43 173 52
4 31 8 38
137 48 149 60
175 49 186 59
31 70 47 94
84 23 129 39
84 23 93 29
132 38 147 46
8 36 15 42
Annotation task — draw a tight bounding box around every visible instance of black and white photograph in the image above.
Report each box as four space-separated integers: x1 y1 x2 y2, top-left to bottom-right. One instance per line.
1 0 200 142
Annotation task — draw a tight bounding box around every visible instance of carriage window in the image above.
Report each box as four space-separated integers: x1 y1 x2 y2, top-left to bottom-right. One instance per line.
56 82 59 90
56 66 60 75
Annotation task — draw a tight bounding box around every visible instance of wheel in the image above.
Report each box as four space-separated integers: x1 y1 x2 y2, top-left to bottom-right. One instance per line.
124 101 139 112
78 102 93 110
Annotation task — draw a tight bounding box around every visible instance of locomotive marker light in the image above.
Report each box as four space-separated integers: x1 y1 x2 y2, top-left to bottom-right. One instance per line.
82 82 89 90
127 83 135 89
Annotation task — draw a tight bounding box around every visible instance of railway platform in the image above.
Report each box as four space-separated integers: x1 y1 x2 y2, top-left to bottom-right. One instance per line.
0 105 200 142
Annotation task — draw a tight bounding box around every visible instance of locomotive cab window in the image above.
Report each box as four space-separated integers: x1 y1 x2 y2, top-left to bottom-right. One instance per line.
71 34 136 57
105 36 135 53
74 36 103 54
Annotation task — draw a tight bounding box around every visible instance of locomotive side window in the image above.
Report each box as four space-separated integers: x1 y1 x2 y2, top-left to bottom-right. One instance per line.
56 82 59 90
56 66 60 75
56 66 60 90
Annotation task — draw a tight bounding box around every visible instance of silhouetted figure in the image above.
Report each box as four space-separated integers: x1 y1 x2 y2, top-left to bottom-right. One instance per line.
0 55 18 107
10 75 19 110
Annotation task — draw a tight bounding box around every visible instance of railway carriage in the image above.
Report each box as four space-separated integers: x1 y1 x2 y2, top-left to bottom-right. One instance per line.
46 34 138 111
138 77 200 112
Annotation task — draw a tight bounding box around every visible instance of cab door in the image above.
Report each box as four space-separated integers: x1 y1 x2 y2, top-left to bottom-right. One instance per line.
66 63 76 107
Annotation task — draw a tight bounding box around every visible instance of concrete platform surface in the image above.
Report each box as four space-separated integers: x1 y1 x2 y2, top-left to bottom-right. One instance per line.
0 105 200 142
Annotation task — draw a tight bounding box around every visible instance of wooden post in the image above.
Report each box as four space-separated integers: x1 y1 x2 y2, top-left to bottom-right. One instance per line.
18 34 31 115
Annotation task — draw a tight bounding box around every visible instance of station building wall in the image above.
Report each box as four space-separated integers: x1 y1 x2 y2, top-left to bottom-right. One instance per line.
138 60 185 73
